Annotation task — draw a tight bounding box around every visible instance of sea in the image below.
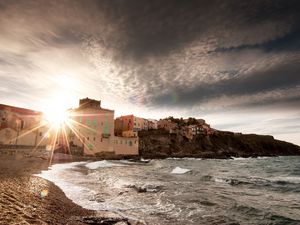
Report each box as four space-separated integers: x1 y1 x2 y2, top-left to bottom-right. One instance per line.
37 156 300 225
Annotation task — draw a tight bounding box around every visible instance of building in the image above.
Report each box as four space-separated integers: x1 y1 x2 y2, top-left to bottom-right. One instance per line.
68 98 138 156
157 119 178 133
0 104 49 147
147 119 158 130
115 114 149 137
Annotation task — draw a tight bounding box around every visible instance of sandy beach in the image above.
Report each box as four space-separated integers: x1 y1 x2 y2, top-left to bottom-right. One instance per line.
0 149 138 225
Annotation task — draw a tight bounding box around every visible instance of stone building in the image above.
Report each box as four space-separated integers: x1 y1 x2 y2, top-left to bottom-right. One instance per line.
0 104 49 147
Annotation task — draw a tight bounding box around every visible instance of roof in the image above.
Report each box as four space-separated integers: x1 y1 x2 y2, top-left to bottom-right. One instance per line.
0 104 42 115
72 107 114 113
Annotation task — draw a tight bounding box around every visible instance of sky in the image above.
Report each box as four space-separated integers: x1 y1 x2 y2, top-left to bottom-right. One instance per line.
0 0 299 145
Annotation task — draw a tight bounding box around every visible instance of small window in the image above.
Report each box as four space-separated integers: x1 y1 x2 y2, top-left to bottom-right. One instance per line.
87 137 89 140
39 132 42 137
93 137 96 141
129 141 132 146
101 138 103 142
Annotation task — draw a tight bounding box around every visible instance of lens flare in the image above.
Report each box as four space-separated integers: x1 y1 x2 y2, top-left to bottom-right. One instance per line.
40 189 48 198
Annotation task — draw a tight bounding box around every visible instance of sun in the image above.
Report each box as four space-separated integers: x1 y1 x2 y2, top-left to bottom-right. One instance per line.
43 107 70 127
41 94 72 127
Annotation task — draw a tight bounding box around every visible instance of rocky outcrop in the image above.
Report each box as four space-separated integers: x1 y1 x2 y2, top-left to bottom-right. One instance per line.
138 129 300 159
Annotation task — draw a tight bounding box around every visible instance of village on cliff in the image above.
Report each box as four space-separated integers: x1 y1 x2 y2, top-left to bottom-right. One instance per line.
0 98 219 156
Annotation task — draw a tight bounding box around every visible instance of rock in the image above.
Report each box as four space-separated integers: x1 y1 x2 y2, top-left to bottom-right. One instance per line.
138 130 300 159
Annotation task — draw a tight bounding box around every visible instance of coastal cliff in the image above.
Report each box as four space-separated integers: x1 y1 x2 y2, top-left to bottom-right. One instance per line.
138 129 300 159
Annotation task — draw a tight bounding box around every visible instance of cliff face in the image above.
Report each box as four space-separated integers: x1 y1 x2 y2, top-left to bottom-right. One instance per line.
138 130 300 159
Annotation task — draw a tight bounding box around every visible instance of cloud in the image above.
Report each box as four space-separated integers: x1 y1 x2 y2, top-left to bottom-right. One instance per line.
0 0 299 145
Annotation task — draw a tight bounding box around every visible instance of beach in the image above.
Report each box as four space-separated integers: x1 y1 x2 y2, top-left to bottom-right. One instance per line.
0 150 136 225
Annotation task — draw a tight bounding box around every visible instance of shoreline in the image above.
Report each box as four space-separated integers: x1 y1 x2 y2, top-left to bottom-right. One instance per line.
0 151 139 225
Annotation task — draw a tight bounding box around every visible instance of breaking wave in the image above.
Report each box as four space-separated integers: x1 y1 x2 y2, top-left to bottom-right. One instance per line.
37 157 300 224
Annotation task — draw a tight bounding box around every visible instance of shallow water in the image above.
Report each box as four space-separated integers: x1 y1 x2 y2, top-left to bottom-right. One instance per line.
37 156 300 225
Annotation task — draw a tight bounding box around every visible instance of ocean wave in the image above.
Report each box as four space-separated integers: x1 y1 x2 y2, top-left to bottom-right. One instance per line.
125 183 163 193
171 167 191 174
85 160 125 169
166 157 203 160
268 176 300 184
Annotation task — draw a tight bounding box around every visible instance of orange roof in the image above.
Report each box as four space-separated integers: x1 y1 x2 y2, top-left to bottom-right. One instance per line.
0 104 42 115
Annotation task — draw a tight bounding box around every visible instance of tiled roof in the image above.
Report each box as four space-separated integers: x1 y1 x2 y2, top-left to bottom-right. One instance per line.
0 104 42 115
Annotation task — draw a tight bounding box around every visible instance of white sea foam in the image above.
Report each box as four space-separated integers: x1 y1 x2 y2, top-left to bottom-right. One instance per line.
171 167 191 174
36 161 131 211
85 160 123 169
269 176 300 184
232 157 249 160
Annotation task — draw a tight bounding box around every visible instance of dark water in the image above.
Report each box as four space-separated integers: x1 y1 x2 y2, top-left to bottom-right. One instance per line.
39 156 300 225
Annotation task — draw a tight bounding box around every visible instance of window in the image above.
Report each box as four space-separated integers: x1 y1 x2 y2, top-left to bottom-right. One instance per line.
39 132 42 137
129 141 132 146
93 119 97 127
87 137 89 140
93 137 96 141
87 119 92 127
21 120 25 129
101 138 103 142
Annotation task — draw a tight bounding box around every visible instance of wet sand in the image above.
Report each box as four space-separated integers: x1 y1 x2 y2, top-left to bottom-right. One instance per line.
0 150 138 225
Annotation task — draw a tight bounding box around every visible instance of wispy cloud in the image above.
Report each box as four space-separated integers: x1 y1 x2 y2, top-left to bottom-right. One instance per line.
0 0 299 144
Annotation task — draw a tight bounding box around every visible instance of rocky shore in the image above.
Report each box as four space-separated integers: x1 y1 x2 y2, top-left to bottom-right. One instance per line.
0 150 141 225
139 129 300 159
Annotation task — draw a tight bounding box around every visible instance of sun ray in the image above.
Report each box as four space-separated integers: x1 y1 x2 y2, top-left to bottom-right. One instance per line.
49 126 59 166
62 124 72 157
65 120 95 155
68 118 101 136
7 121 48 144
30 124 54 155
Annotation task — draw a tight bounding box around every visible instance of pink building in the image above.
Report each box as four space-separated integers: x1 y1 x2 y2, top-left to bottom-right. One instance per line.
69 98 138 156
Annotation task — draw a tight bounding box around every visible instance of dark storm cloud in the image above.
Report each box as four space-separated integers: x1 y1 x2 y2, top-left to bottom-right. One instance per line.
0 0 300 120
74 0 300 112
150 61 300 107
92 0 300 59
